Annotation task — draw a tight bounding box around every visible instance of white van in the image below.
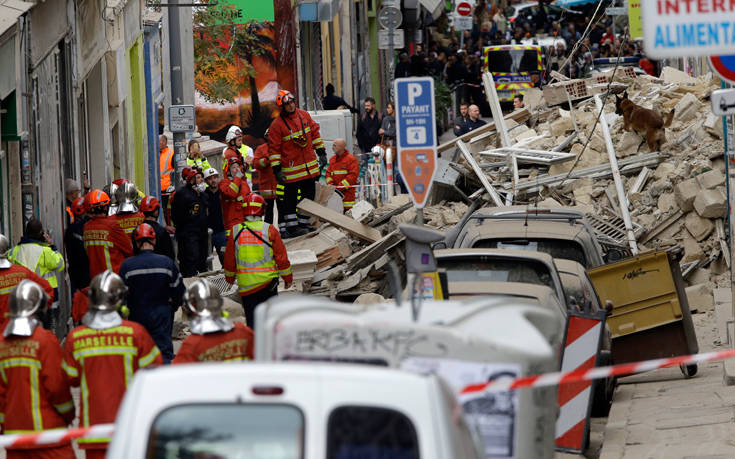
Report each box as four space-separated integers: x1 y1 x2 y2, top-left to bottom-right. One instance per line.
107 363 483 459
256 296 563 459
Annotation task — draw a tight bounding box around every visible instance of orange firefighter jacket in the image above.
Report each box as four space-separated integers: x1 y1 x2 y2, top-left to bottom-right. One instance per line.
62 320 162 450
267 109 325 183
253 144 277 199
0 327 75 450
0 265 54 327
325 149 360 210
83 215 134 279
173 322 254 363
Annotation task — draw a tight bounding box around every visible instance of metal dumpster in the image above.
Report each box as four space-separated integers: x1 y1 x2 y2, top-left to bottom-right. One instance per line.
587 249 699 376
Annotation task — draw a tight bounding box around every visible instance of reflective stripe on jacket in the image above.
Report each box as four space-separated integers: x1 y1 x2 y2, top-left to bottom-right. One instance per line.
0 327 75 449
267 108 324 183
62 320 162 448
10 242 65 289
325 150 360 211
160 147 174 191
223 220 293 296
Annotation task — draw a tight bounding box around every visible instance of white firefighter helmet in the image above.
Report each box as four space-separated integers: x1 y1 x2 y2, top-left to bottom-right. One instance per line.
82 270 127 329
0 233 10 269
108 182 119 216
225 125 243 143
202 167 219 180
3 280 48 337
184 279 233 334
114 182 139 213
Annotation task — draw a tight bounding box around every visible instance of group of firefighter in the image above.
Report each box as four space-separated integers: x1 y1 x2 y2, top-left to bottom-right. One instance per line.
0 89 362 457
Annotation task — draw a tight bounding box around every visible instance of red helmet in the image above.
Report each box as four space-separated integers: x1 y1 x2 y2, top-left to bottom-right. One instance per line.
111 178 129 187
244 193 266 216
71 197 87 216
276 89 295 107
86 189 110 209
140 196 161 213
133 223 156 242
181 167 198 182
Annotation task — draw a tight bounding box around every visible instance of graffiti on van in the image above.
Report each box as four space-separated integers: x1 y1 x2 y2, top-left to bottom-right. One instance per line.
286 327 450 359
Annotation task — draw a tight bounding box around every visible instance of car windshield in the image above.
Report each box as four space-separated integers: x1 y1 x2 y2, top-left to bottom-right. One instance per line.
474 238 587 267
438 256 554 290
486 49 540 73
328 406 420 459
146 404 303 459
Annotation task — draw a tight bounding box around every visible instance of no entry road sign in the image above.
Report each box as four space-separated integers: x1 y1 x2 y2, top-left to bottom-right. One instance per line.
709 55 735 85
395 77 438 209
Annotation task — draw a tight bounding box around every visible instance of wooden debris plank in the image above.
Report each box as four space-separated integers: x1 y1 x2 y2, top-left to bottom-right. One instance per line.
456 140 504 207
640 210 684 244
369 202 413 227
297 199 382 243
346 230 404 272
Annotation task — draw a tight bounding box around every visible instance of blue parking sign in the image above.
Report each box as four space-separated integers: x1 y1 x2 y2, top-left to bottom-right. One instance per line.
395 77 436 150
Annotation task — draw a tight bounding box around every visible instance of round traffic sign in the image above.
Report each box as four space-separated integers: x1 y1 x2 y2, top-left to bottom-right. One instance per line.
709 55 735 85
457 2 472 16
378 6 402 30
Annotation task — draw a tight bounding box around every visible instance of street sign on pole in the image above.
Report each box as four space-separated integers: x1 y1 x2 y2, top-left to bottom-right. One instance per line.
169 105 196 133
454 1 473 31
605 7 626 15
395 77 438 209
712 89 735 117
378 6 402 29
709 55 735 86
641 2 735 58
378 29 404 50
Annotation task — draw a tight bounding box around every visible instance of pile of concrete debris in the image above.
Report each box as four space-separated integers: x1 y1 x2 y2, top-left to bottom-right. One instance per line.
172 66 727 344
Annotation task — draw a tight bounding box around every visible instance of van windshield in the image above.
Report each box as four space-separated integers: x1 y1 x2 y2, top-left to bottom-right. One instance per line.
438 256 554 290
328 406 420 459
474 238 587 267
486 49 540 73
146 404 303 459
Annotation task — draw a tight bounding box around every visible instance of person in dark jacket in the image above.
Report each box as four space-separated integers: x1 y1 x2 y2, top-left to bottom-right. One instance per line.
322 83 358 113
203 167 226 266
64 196 90 294
378 102 396 146
138 195 175 261
119 223 185 363
457 104 487 135
170 167 209 277
356 97 381 160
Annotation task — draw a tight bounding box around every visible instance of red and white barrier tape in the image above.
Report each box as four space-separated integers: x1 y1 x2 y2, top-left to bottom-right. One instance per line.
461 348 735 395
4 349 734 447
0 423 114 449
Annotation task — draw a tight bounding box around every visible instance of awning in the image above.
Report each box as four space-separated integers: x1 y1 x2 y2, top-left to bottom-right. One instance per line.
0 0 34 37
555 0 601 7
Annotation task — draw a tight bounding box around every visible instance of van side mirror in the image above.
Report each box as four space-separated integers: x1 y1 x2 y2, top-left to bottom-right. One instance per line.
605 300 614 315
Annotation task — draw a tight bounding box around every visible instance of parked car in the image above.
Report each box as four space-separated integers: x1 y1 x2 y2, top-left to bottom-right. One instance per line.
444 206 606 268
108 363 484 459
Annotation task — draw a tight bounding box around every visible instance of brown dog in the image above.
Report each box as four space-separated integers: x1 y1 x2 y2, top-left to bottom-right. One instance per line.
615 92 675 152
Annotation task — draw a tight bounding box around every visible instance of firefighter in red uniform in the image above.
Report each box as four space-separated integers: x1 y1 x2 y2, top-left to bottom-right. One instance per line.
268 89 327 237
325 137 360 212
63 271 162 459
0 280 75 459
83 189 134 278
173 279 254 363
113 182 144 236
224 193 292 329
0 234 53 327
219 156 251 238
253 129 281 225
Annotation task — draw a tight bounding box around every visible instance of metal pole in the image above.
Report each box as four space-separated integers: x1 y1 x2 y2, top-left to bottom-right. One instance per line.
168 0 187 189
389 8 394 94
594 95 638 254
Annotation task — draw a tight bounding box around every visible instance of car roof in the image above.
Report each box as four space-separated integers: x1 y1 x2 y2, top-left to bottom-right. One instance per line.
475 205 587 218
435 248 557 265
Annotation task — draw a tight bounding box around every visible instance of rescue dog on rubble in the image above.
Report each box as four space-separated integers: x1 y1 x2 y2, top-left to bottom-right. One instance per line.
615 91 675 152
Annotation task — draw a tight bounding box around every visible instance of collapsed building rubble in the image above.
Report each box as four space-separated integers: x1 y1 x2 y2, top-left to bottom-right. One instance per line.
174 65 728 343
